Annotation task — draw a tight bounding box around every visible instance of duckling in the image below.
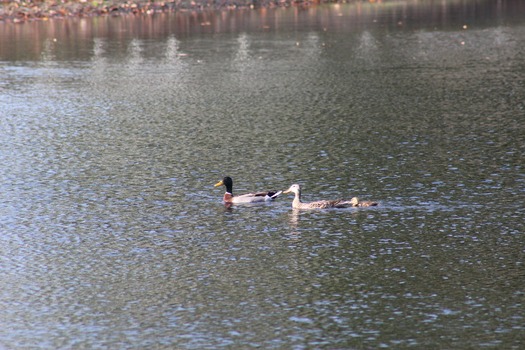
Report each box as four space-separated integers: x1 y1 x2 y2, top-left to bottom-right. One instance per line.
349 197 378 207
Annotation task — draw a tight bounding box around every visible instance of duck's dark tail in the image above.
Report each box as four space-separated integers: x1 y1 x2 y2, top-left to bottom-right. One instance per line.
269 190 282 199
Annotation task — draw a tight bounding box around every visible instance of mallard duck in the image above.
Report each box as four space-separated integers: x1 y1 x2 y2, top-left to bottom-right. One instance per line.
283 184 355 209
214 176 282 204
349 197 378 207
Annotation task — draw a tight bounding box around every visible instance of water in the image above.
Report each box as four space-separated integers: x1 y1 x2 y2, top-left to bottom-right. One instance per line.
1 1 524 348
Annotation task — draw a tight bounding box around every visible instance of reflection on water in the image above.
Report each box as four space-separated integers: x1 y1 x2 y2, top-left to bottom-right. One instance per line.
2 0 525 61
1 1 524 349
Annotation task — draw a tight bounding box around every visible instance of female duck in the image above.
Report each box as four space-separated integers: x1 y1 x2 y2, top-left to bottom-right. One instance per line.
283 184 378 209
214 176 282 204
283 184 354 209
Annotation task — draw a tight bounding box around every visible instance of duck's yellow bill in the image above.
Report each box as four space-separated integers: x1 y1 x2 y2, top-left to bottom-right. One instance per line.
214 180 224 187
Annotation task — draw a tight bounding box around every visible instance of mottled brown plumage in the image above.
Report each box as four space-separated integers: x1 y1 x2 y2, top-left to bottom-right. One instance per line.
283 184 354 209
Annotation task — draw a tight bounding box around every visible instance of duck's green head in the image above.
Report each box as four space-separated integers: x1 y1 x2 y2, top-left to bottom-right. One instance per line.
214 176 233 193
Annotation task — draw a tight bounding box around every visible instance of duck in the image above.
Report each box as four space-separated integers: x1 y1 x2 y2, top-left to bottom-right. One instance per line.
283 183 356 209
349 197 378 207
214 176 282 204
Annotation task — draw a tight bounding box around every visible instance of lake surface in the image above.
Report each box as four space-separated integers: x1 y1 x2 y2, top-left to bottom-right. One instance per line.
1 1 524 348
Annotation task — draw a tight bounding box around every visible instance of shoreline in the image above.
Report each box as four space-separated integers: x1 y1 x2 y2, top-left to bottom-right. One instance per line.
0 0 337 23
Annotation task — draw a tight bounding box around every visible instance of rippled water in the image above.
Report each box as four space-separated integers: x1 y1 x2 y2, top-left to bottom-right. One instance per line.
1 1 524 349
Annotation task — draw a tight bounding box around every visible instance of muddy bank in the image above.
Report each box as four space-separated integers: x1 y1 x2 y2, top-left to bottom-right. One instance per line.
0 0 338 23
